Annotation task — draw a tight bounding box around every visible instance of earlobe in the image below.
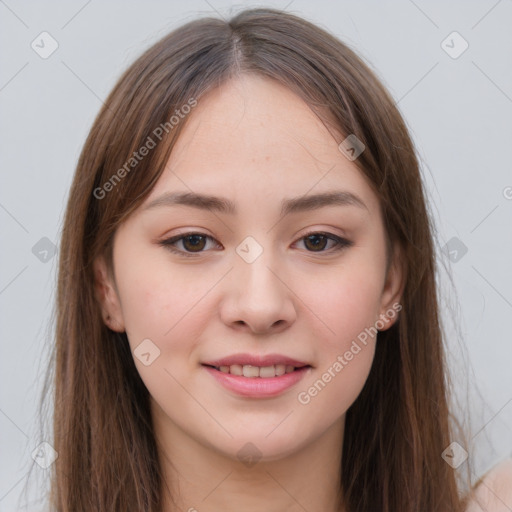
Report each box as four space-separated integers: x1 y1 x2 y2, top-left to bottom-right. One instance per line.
93 256 126 332
377 242 406 331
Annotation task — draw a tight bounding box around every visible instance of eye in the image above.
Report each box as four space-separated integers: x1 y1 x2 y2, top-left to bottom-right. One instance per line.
294 231 353 253
159 233 221 257
159 230 353 257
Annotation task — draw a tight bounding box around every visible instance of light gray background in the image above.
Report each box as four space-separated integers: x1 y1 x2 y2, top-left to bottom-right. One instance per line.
1 0 511 510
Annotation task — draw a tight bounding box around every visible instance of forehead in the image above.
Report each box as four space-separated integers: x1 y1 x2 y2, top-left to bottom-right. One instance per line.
170 74 338 172
145 74 380 217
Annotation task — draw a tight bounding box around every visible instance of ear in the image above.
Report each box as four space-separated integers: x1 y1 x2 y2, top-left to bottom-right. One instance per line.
93 255 126 332
377 241 406 331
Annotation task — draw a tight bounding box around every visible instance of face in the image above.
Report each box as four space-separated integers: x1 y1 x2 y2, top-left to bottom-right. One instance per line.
95 74 403 462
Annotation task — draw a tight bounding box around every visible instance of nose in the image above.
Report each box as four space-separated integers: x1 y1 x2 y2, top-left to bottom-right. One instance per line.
219 251 297 335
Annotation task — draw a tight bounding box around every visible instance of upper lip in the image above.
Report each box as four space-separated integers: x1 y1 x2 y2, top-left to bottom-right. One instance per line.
202 353 311 368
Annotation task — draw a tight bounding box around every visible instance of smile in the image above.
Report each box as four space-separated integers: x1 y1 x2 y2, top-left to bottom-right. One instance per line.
205 363 305 378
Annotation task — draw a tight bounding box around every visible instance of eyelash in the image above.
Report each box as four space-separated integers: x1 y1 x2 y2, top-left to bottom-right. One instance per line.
158 231 353 258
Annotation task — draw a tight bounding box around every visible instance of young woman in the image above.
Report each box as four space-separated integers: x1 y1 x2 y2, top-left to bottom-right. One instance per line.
45 7 511 512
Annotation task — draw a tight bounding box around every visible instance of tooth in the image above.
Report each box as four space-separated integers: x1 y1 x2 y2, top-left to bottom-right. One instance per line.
259 365 276 378
275 364 286 376
242 365 260 378
219 363 299 377
230 364 243 376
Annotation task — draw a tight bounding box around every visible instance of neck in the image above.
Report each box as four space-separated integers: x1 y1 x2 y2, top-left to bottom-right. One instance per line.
154 410 346 512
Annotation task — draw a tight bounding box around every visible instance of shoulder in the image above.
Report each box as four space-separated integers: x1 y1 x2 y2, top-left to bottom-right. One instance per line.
465 458 512 512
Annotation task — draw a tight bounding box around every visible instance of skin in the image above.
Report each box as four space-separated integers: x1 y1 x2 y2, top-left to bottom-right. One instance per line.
465 458 512 512
94 74 404 512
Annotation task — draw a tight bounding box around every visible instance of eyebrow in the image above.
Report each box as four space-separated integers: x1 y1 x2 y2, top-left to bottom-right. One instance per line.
143 190 369 216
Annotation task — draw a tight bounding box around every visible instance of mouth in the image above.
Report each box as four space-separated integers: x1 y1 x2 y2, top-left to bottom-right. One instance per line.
202 363 311 378
201 360 313 398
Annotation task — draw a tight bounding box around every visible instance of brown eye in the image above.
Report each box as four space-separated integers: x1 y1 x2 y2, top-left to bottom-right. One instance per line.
304 234 329 251
296 232 353 253
182 234 207 252
159 232 220 257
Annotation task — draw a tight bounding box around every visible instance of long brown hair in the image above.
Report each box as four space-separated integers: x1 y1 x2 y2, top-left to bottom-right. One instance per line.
45 7 472 511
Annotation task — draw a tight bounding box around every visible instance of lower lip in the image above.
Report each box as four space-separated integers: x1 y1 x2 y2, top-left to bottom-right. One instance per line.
203 365 311 398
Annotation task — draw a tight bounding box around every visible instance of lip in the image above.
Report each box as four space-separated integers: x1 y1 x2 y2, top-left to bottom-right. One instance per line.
202 353 311 368
203 365 312 398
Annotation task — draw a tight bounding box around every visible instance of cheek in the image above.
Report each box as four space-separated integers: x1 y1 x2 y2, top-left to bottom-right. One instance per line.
118 263 213 351
291 259 382 417
296 257 383 347
115 264 216 412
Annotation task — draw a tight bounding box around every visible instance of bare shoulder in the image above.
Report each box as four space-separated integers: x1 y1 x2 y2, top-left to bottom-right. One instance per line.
465 458 512 512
